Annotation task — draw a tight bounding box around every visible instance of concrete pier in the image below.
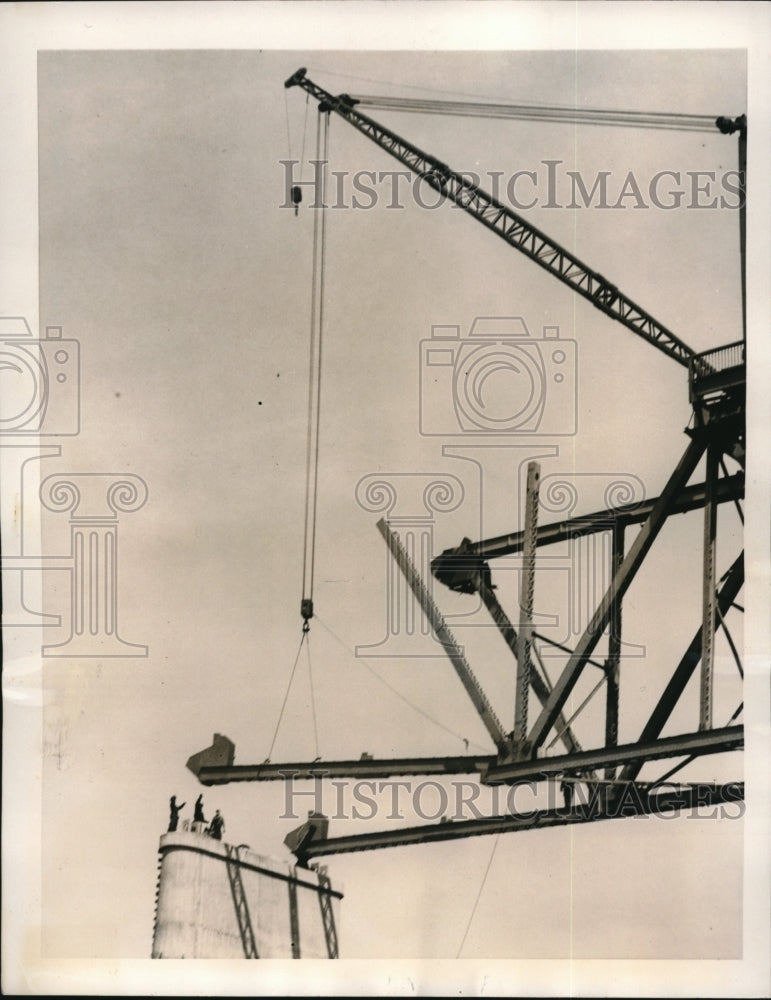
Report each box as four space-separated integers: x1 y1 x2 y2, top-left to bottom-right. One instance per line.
152 825 342 958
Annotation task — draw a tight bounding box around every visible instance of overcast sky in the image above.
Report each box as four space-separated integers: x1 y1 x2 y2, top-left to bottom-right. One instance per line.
3 4 770 997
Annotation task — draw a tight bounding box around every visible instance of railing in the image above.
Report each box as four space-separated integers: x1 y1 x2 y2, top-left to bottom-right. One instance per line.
689 341 745 402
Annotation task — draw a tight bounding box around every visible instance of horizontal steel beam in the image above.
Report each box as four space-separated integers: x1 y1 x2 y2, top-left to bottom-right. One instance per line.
191 727 741 788
191 754 496 785
482 725 743 785
292 781 744 861
189 726 742 788
434 473 743 566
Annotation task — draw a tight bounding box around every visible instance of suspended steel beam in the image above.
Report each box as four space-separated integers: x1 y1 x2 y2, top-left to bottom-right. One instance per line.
376 518 509 754
513 461 540 750
526 431 709 752
190 752 495 785
285 68 696 367
482 725 743 785
290 781 744 862
618 552 744 784
432 473 743 572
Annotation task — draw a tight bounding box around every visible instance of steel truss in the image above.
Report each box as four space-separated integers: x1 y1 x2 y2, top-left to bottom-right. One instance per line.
188 71 746 864
188 421 744 858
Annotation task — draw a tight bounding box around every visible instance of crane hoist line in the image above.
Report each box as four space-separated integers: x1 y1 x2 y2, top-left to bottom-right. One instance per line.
299 109 331 631
284 67 696 368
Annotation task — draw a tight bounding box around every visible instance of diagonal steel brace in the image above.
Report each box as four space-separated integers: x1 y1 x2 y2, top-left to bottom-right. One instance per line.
377 518 509 753
526 431 709 752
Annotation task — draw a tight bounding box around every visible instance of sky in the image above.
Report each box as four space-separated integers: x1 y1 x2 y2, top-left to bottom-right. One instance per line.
2 4 770 997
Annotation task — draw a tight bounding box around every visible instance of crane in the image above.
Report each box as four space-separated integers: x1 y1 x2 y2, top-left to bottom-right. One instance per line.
189 69 745 864
283 69 699 368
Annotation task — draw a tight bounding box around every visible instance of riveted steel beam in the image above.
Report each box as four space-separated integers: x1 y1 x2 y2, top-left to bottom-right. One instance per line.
291 780 744 861
377 518 509 753
432 473 743 569
191 753 496 785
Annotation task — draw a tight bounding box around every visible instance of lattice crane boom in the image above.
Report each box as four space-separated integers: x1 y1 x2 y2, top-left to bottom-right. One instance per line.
285 67 696 368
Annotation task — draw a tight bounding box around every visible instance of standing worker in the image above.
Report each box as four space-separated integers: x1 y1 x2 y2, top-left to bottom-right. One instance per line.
194 794 206 824
168 795 185 832
209 809 225 841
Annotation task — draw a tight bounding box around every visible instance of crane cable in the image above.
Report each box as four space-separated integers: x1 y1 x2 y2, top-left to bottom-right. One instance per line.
306 633 321 758
351 94 724 133
266 629 308 762
284 89 311 171
304 65 734 129
265 627 322 762
266 107 326 762
315 614 490 753
300 93 310 179
456 833 501 957
300 110 330 631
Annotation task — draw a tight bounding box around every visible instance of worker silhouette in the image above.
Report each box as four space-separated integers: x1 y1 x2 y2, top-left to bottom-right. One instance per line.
168 795 185 832
209 810 225 841
194 794 206 824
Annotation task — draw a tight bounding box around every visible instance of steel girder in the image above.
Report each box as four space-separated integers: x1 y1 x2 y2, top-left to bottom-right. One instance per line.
187 725 741 788
482 725 743 785
513 462 540 746
288 781 744 863
376 518 509 753
432 472 743 568
189 751 496 785
604 522 624 781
